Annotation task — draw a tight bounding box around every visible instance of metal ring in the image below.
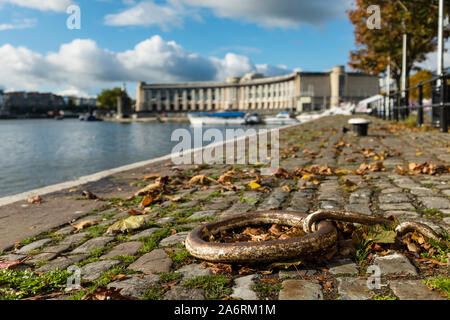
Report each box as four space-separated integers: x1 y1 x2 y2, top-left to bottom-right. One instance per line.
185 210 337 263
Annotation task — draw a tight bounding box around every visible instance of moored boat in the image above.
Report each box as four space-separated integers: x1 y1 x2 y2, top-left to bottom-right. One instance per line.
188 111 260 126
264 112 299 125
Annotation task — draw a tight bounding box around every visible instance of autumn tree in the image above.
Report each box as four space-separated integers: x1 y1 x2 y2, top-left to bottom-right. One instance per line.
409 70 433 101
348 0 450 91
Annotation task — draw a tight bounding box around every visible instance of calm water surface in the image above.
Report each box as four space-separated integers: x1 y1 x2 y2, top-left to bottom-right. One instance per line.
0 119 274 197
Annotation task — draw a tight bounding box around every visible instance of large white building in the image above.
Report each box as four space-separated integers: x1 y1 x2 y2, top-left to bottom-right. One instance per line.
136 66 379 114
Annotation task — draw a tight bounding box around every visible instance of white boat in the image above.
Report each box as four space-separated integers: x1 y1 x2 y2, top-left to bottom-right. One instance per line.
264 112 299 125
188 112 260 126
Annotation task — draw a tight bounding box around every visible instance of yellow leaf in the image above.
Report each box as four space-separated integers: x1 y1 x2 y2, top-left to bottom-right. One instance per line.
248 182 261 189
416 152 423 156
301 174 314 180
106 216 147 234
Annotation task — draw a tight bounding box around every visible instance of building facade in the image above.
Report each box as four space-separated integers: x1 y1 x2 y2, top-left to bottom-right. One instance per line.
136 66 379 113
6 92 65 111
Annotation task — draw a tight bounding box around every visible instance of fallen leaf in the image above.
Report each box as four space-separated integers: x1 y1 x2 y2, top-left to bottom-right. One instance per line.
0 260 22 270
248 181 261 189
106 216 147 234
143 174 160 180
140 196 154 208
69 220 100 233
260 279 278 284
27 195 42 204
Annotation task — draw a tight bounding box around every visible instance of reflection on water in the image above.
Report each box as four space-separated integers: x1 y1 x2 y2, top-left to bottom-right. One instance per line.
0 119 274 197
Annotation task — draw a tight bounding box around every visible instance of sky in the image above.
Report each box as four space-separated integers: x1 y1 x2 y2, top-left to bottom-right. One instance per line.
0 0 444 98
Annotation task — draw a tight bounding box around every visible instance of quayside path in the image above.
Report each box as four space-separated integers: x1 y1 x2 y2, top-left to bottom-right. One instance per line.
0 115 449 300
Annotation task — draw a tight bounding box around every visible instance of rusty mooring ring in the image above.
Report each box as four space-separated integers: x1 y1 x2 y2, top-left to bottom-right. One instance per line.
185 210 337 263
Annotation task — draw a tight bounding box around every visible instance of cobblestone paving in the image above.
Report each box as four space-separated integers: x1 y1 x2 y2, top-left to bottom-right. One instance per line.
1 115 449 300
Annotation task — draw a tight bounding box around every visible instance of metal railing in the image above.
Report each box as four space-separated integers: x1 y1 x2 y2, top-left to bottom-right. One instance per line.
371 73 449 132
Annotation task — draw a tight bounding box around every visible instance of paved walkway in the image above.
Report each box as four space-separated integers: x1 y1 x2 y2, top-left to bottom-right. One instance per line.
1 115 449 300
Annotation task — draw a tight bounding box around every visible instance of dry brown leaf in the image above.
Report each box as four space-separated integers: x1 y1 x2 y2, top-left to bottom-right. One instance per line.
27 195 42 204
69 220 100 233
143 174 160 181
139 196 153 208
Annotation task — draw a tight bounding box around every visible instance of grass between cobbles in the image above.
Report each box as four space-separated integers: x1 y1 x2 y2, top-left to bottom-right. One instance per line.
159 272 182 283
181 275 232 300
169 207 202 218
0 269 69 300
423 277 450 298
142 285 165 300
416 208 447 218
139 228 172 253
372 294 397 300
167 248 194 268
251 282 282 300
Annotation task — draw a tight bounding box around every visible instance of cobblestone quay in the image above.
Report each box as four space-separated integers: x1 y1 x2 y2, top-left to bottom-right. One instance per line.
1 115 449 300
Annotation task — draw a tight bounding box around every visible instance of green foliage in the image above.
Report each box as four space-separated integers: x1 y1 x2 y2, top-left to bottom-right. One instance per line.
139 228 172 253
94 267 136 287
416 208 448 219
19 237 37 246
420 238 449 263
372 294 397 300
251 282 282 300
97 88 126 110
423 277 450 298
85 225 107 238
182 275 232 300
68 290 88 300
0 269 69 300
159 272 182 284
167 248 194 268
142 285 165 300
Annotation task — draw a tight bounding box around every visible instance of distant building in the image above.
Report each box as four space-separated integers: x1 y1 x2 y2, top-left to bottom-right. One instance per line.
0 90 9 116
136 66 379 113
6 91 65 111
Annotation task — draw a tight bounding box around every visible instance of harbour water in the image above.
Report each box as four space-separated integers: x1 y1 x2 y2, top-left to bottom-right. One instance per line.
0 119 275 198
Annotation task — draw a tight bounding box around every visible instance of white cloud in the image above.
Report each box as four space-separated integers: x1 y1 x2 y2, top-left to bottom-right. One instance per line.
105 0 350 30
0 36 292 96
104 0 185 30
416 40 450 72
0 0 73 12
0 18 36 31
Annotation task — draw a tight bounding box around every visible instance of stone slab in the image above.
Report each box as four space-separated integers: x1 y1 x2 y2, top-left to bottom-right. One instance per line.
81 260 121 281
101 242 143 259
389 280 446 300
279 280 323 300
128 249 172 274
231 275 258 300
107 274 160 299
373 253 417 275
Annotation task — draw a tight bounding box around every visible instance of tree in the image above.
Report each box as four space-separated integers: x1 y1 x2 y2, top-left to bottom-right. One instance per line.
409 70 433 101
97 88 127 109
348 0 450 91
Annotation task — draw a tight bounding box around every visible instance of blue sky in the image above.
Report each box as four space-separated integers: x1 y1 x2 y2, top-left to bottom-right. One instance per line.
0 0 360 98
